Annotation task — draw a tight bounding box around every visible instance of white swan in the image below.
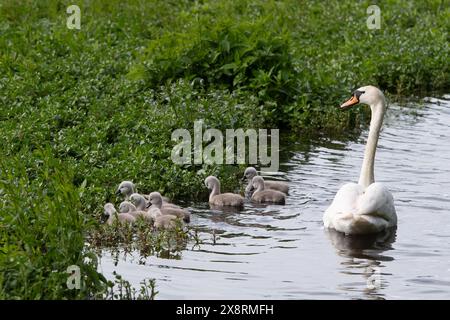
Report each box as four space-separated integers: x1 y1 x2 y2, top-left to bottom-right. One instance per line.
323 86 397 235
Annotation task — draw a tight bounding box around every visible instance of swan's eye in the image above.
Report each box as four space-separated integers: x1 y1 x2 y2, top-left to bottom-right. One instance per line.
353 90 365 99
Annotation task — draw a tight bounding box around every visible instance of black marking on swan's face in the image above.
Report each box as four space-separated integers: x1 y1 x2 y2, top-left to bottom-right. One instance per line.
340 89 366 110
353 90 365 99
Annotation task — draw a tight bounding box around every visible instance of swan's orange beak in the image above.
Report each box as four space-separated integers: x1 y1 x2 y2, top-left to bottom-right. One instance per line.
340 95 359 109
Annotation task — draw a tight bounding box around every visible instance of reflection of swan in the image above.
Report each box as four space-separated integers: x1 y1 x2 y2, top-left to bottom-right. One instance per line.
209 204 244 214
324 86 397 235
325 227 396 260
326 228 397 299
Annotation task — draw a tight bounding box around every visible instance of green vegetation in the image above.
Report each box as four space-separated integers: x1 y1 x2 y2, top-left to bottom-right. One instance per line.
0 150 106 298
0 0 448 299
90 218 189 259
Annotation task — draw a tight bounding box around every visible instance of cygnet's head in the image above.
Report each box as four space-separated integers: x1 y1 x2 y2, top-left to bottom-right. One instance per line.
102 203 116 222
149 192 163 206
115 181 135 197
204 176 220 190
130 193 146 209
250 176 265 191
242 167 257 181
119 201 136 213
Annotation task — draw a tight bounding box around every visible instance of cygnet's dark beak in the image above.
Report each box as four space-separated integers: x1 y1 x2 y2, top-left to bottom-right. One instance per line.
241 175 247 182
146 202 151 209
101 212 109 223
115 189 121 196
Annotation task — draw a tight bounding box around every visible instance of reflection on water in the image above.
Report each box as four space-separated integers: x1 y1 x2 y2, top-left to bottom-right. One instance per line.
325 227 396 260
99 95 450 299
326 228 397 300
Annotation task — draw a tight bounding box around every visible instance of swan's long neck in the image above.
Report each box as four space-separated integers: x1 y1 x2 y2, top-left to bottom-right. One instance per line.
139 197 147 210
153 198 163 209
108 212 117 224
209 182 220 201
137 199 145 210
358 99 385 188
125 186 135 200
255 181 265 193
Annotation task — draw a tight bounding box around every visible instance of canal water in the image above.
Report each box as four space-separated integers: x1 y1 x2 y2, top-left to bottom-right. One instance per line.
99 95 450 299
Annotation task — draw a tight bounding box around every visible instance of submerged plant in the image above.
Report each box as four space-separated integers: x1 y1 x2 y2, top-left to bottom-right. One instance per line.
89 217 190 258
104 272 158 300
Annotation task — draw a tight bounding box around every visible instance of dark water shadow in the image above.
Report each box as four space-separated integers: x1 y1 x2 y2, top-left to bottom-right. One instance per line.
325 227 397 261
208 204 247 214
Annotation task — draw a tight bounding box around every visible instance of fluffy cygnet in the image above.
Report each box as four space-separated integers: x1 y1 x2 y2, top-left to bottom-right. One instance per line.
242 167 289 195
103 203 136 225
148 192 190 223
250 176 286 204
115 181 136 200
205 176 244 208
119 200 153 222
154 214 178 230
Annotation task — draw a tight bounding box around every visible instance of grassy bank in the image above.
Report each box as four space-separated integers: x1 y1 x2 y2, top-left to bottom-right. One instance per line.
0 0 448 298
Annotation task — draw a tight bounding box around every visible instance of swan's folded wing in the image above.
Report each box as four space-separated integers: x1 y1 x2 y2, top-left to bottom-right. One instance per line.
357 182 396 225
323 183 363 227
329 183 364 213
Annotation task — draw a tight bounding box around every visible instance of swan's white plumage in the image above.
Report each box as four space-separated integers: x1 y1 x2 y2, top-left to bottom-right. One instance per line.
324 182 396 235
324 86 397 235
